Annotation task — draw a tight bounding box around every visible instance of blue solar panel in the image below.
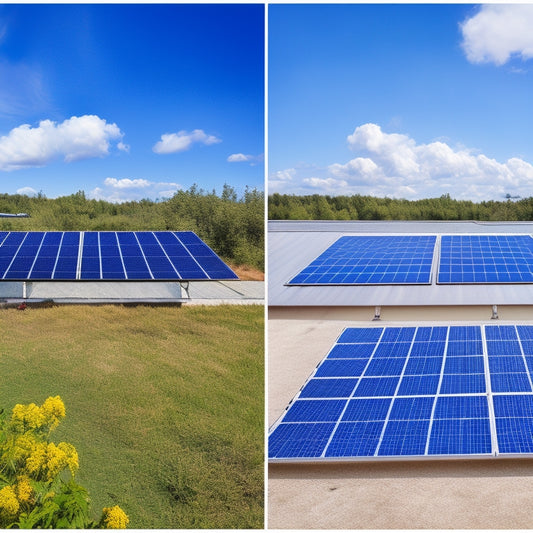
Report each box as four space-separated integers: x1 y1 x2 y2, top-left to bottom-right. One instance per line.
438 235 533 284
490 373 532 393
269 422 336 459
269 325 533 461
341 398 392 421
428 418 492 455
403 356 443 375
0 231 237 281
364 357 406 376
397 375 440 395
495 417 533 454
378 420 431 456
352 377 400 397
283 400 347 422
389 397 434 420
439 373 486 394
287 235 436 285
315 358 369 378
327 344 375 359
444 356 484 374
410 342 446 357
325 421 384 457
488 356 526 373
300 378 359 399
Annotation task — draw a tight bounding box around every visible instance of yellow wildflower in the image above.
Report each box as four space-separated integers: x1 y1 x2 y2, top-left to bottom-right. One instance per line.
15 476 33 504
44 442 68 480
0 486 20 516
41 396 66 430
9 433 38 463
25 442 47 477
102 505 129 529
58 442 79 476
11 402 45 432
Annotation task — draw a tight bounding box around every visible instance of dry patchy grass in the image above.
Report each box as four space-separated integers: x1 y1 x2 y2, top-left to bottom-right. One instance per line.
0 304 264 528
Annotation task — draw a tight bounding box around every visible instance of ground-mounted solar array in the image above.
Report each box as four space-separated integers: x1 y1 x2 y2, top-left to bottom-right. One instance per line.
0 231 237 281
287 235 437 285
269 324 533 461
286 234 533 286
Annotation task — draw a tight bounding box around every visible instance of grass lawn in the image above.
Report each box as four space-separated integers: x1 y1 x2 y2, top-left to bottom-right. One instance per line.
0 304 264 528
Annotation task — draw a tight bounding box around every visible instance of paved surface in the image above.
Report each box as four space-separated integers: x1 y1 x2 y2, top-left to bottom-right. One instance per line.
268 317 533 529
0 280 264 305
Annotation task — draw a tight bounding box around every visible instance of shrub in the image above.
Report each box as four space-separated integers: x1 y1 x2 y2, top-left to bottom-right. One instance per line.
0 396 129 529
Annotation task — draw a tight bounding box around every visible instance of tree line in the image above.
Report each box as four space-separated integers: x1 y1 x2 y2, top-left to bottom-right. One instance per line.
269 193 533 222
0 184 264 270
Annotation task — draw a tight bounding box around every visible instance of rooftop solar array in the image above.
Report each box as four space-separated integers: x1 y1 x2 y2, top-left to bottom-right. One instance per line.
0 231 237 281
269 324 533 462
438 235 533 284
287 235 437 285
286 234 533 286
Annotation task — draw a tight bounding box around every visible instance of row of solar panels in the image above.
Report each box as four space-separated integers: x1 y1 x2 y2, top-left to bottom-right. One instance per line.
288 234 533 285
0 231 237 281
269 325 533 461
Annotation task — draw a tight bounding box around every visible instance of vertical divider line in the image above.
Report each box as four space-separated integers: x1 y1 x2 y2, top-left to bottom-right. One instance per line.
115 232 128 280
76 232 84 280
98 232 103 279
482 324 498 456
515 324 533 392
51 232 64 280
432 235 441 286
320 326 387 458
374 327 417 457
27 232 46 279
152 232 182 278
424 326 450 456
134 232 154 279
3 232 29 280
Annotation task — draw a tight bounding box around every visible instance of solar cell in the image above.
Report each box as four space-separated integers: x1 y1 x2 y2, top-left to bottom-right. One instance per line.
325 421 384 457
495 418 533 454
269 324 533 462
0 231 237 281
287 235 436 285
300 378 359 399
378 420 431 456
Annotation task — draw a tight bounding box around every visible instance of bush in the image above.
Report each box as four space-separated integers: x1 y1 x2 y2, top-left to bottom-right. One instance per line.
0 396 129 529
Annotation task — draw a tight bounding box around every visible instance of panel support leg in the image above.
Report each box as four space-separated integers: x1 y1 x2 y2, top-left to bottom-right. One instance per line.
372 306 381 321
179 281 190 299
491 305 498 320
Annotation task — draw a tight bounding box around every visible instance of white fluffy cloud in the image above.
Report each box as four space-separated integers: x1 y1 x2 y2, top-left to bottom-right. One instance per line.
0 115 126 171
269 123 533 201
90 177 181 203
460 5 533 65
152 129 221 154
227 153 264 165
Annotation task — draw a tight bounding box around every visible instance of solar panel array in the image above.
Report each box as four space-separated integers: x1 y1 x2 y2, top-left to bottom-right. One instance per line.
269 325 533 461
286 234 533 286
0 231 237 281
438 235 533 284
287 235 436 285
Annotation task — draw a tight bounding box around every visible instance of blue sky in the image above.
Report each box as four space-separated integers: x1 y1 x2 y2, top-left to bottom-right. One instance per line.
269 4 533 201
0 4 264 202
